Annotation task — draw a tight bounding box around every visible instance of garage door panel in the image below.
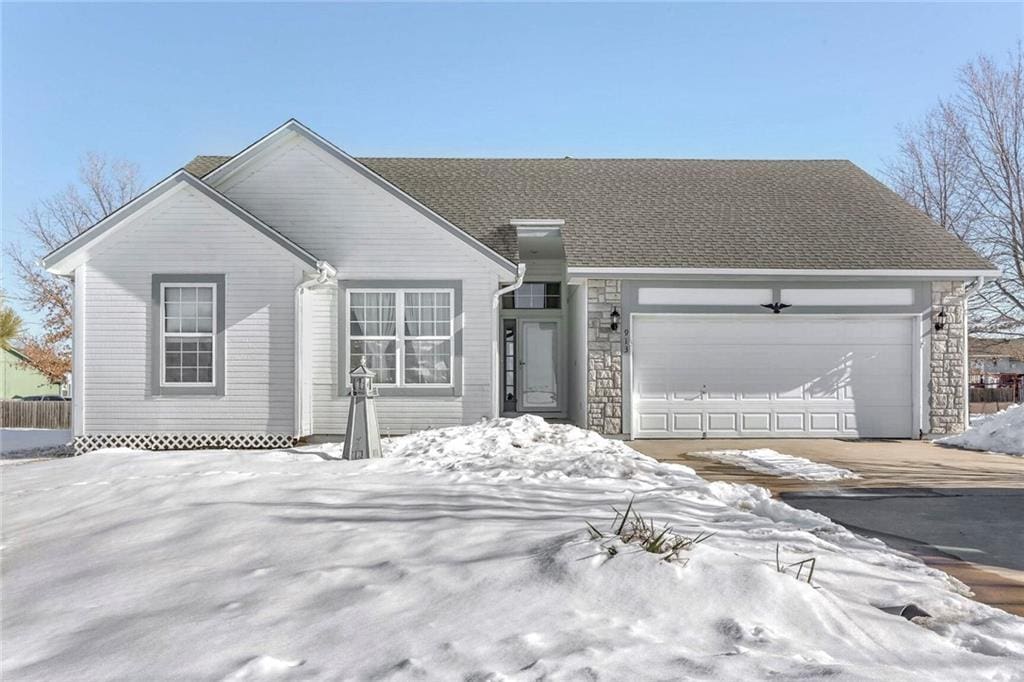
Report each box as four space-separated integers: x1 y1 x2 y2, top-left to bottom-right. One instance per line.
741 413 772 432
632 316 914 438
638 413 669 432
775 412 805 431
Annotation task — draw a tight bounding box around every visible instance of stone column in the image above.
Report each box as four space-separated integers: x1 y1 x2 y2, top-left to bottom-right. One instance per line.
587 279 623 435
929 281 968 434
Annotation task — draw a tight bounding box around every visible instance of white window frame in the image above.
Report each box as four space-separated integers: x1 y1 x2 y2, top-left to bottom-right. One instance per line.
159 282 217 388
346 288 455 388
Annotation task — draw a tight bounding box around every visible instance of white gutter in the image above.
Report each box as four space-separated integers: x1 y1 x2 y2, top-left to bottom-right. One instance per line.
566 267 1003 281
491 264 527 417
294 260 338 438
961 275 987 432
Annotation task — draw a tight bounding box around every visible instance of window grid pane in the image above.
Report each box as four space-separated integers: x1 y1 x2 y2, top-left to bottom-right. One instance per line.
502 282 560 309
404 292 451 337
162 285 215 385
164 286 215 335
164 336 214 384
350 339 397 384
348 289 454 387
349 292 396 337
404 340 451 384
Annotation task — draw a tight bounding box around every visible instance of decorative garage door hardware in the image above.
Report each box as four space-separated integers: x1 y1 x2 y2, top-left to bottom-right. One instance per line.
761 302 793 314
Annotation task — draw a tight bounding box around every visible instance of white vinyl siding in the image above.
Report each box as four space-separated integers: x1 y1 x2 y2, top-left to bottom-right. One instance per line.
82 185 302 434
214 134 503 434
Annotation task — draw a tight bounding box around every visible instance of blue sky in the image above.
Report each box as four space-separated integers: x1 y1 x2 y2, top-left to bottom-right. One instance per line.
2 2 1021 328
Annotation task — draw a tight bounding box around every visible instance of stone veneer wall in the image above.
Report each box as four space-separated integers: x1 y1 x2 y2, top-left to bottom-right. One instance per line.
587 279 623 434
929 280 968 434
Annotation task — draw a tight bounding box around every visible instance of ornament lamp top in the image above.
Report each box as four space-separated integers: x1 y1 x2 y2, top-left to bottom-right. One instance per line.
349 356 377 397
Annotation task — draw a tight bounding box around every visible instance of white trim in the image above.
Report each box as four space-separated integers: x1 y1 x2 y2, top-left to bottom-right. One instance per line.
568 267 1002 281
963 294 970 431
159 283 217 388
344 288 456 388
912 314 924 437
72 265 86 437
510 219 566 227
780 287 915 306
638 287 772 306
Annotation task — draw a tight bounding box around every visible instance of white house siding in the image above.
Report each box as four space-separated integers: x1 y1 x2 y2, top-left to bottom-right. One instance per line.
566 282 588 427
214 135 505 434
82 186 303 434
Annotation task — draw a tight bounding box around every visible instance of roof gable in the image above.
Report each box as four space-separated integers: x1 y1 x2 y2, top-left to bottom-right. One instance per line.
42 171 320 275
198 120 518 277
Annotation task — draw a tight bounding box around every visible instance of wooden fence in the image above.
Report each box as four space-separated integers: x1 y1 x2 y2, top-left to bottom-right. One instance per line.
1 400 72 429
969 386 1019 404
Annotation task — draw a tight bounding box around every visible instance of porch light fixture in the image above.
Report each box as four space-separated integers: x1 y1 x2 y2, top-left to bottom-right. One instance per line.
610 307 621 331
934 308 947 332
761 302 792 314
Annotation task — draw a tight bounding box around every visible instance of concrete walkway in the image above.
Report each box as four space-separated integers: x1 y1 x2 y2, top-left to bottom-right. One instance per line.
631 437 1024 492
630 438 1024 616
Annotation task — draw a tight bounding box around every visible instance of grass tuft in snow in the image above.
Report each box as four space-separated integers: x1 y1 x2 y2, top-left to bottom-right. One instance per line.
775 543 818 585
587 496 715 563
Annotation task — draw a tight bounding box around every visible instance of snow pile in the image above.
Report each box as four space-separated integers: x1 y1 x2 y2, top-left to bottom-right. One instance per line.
938 404 1024 456
3 417 1023 680
689 447 861 481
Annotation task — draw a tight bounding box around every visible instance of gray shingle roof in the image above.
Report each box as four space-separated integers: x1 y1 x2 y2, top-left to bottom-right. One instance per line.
185 156 234 177
185 155 993 271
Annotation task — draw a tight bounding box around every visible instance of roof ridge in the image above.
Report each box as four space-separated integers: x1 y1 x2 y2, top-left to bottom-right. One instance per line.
356 157 854 162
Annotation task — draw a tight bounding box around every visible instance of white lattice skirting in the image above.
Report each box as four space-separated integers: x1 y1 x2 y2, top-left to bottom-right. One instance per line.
74 433 296 455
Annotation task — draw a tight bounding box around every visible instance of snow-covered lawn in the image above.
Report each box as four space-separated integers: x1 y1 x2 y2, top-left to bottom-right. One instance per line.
3 417 1023 680
0 429 72 465
688 448 861 481
938 404 1024 456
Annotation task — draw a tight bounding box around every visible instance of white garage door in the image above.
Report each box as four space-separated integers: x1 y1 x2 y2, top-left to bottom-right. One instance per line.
631 316 915 438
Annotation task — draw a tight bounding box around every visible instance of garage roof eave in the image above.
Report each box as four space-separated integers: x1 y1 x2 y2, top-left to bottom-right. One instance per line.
565 267 1002 282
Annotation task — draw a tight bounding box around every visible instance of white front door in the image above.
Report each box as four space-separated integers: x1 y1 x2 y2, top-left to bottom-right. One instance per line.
519 320 560 411
631 315 915 438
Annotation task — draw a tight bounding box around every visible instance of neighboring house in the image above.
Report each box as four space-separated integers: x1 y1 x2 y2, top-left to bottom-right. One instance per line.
42 120 998 453
1 346 63 399
969 337 1024 399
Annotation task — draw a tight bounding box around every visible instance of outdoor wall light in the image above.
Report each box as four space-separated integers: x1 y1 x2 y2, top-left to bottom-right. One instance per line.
934 308 947 332
760 302 792 314
610 307 621 331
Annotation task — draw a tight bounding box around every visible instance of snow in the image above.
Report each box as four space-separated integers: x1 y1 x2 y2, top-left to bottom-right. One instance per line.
688 447 861 481
3 416 1023 680
938 404 1024 456
0 429 72 465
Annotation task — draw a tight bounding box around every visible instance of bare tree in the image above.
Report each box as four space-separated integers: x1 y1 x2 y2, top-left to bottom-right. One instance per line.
5 153 142 377
886 45 1024 336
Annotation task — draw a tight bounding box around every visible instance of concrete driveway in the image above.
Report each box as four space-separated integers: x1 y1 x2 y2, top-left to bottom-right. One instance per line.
630 438 1024 616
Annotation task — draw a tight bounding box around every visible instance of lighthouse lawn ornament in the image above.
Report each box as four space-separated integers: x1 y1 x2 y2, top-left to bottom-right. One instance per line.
342 357 383 460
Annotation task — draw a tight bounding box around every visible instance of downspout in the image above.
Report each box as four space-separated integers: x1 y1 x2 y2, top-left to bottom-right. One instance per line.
294 260 338 439
962 275 986 432
491 264 527 417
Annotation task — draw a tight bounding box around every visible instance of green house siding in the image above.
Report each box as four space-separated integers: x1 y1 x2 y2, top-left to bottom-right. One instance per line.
1 348 62 399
